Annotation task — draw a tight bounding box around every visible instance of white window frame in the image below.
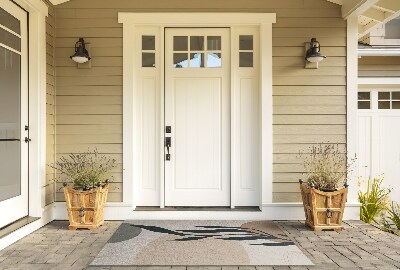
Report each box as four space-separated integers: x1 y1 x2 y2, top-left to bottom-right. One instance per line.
118 13 276 209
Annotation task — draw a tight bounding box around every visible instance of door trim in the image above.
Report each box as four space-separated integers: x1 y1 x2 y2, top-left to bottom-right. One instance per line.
12 0 49 218
119 13 276 210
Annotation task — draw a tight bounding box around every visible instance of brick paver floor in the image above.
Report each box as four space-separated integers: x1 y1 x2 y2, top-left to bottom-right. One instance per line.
0 220 400 270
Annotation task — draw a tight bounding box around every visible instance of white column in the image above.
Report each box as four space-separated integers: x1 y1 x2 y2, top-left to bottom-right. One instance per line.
346 16 360 205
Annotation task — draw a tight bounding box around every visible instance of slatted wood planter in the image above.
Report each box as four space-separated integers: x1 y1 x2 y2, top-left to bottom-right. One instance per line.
63 184 109 230
300 182 348 231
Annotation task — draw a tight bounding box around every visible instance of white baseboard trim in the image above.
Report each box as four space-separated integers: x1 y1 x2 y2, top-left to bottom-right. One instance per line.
54 201 361 220
0 203 54 251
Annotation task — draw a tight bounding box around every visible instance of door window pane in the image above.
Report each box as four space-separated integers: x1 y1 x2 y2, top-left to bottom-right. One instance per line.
239 35 253 50
378 101 390 109
142 53 155 67
378 92 390 100
393 101 400 109
173 53 188 68
0 47 21 201
358 101 370 109
189 53 204 68
207 36 221 50
0 27 21 51
207 53 221 68
239 52 253 67
174 36 188 51
392 92 400 100
190 36 204 51
0 7 20 34
358 92 370 100
142 35 155 50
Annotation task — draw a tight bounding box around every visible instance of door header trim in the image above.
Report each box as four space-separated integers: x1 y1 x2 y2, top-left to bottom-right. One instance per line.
119 13 276 25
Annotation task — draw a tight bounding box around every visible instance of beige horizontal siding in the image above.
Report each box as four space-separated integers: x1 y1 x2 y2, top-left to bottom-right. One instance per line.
45 1 56 207
55 0 346 203
359 56 400 77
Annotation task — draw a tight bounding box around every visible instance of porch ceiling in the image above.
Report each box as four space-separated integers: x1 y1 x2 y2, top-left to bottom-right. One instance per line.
48 0 399 42
326 0 400 39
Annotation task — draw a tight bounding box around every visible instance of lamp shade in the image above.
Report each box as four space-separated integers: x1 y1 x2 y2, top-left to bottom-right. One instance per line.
305 38 326 63
70 38 91 64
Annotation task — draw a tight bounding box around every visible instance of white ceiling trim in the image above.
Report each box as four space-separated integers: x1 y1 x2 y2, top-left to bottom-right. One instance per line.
326 0 400 39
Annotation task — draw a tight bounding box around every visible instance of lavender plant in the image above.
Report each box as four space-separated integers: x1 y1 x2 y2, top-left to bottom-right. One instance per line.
50 148 117 189
299 144 356 191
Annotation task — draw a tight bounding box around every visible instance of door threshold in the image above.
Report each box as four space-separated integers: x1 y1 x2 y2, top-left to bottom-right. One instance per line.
0 216 40 240
135 206 261 212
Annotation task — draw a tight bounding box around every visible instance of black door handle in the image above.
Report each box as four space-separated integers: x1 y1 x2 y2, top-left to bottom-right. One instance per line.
165 137 171 161
0 139 20 141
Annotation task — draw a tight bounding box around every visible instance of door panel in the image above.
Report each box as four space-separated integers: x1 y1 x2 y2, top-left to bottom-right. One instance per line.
0 0 28 229
174 78 222 190
164 28 230 206
378 117 400 201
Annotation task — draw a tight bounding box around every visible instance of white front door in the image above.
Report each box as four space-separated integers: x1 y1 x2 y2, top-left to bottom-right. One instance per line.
358 90 400 202
0 0 29 228
164 28 230 206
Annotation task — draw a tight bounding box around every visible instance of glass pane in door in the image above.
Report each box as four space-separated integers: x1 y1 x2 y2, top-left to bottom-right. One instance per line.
0 46 21 201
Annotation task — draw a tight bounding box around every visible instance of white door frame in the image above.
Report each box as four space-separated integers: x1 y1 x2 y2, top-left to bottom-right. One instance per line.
0 0 29 228
11 0 48 218
119 13 276 210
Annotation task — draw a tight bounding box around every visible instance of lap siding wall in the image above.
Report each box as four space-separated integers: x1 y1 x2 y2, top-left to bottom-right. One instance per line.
52 0 347 203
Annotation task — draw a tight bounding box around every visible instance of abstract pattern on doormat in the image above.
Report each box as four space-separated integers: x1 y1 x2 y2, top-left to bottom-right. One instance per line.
91 220 313 266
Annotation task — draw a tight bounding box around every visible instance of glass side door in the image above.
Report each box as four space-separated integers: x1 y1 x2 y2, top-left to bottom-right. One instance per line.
0 0 29 229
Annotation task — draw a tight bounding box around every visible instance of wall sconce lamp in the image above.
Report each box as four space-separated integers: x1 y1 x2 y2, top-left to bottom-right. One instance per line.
70 38 91 64
305 38 326 69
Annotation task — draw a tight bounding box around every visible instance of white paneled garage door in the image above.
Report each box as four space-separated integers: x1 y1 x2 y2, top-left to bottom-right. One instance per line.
358 89 400 202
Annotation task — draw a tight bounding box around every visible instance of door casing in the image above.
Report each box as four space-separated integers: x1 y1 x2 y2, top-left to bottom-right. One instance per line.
119 13 276 210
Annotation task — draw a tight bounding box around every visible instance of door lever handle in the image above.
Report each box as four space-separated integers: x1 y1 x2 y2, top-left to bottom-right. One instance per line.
165 137 171 161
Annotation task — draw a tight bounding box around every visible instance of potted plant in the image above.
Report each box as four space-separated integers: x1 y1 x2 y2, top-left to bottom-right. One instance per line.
298 144 355 231
51 149 117 230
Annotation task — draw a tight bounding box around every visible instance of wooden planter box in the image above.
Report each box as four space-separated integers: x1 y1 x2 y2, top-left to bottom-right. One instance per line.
300 182 348 231
63 184 109 230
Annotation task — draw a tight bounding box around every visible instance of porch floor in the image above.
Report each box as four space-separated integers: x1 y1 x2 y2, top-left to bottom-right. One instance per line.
1 220 400 270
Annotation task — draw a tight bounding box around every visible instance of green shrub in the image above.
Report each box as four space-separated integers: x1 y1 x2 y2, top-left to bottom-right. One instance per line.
382 201 400 230
358 176 391 224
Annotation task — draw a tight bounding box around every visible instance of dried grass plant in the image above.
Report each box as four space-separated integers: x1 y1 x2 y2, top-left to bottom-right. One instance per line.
299 144 356 191
50 148 117 189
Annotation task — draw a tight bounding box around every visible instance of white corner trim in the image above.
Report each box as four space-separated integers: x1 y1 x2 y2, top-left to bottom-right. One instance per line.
260 21 274 204
119 12 276 210
0 204 54 251
347 16 359 204
53 202 360 221
358 77 400 85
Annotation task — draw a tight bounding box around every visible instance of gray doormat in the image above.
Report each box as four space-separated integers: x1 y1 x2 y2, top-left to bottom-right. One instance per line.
91 220 313 266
